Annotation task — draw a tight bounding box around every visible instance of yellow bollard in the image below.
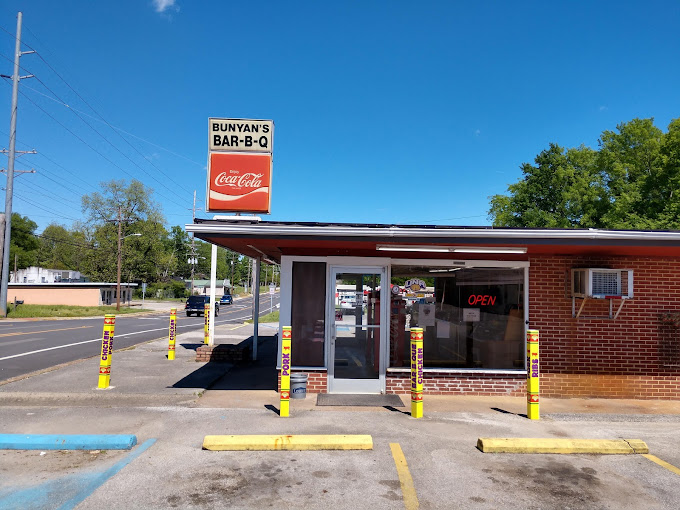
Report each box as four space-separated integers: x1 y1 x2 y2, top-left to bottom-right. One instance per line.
204 303 210 344
168 308 177 360
527 329 539 420
98 314 115 389
410 327 424 418
280 327 291 417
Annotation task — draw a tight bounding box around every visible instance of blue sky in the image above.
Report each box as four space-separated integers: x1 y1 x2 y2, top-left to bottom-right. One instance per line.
1 1 679 233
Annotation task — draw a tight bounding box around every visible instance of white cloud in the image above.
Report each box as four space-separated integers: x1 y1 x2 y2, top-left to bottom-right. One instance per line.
474 129 481 137
153 0 178 13
599 105 608 112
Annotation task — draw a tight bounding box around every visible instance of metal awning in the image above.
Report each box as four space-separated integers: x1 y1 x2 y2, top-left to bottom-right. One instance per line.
186 218 680 263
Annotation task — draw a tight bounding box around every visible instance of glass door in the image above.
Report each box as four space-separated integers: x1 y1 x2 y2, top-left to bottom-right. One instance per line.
328 267 386 394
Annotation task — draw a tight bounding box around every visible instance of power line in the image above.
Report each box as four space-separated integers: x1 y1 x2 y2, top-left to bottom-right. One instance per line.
12 188 80 222
1 22 198 227
18 20 203 181
25 74 196 196
32 231 97 250
0 126 106 194
3 40 186 206
3 25 195 196
19 83 183 201
20 82 204 169
14 178 80 207
17 90 180 204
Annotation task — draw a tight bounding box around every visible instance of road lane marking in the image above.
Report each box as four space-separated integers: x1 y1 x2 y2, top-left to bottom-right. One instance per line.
0 325 93 338
0 312 274 361
643 454 680 476
390 443 419 510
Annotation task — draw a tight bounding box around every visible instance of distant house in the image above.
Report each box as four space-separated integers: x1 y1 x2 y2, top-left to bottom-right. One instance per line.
185 279 231 296
7 282 137 307
7 266 136 306
10 266 87 284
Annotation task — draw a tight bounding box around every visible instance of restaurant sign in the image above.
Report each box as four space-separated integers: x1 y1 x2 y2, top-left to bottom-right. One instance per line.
207 118 274 214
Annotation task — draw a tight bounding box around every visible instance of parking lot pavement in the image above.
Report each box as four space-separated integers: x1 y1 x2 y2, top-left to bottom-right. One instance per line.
2 404 680 509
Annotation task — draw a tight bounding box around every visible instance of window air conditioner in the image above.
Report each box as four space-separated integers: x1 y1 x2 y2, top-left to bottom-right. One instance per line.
571 268 633 299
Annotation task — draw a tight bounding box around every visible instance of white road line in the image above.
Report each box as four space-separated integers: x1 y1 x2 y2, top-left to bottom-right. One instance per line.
0 305 279 362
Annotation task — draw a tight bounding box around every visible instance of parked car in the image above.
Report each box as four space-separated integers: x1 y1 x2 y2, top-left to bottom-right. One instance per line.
185 295 219 317
219 293 233 305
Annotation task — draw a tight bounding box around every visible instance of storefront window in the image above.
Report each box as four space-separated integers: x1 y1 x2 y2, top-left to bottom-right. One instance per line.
389 266 525 370
291 262 326 366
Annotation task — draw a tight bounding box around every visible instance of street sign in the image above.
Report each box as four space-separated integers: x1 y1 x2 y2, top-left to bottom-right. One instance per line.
269 285 275 295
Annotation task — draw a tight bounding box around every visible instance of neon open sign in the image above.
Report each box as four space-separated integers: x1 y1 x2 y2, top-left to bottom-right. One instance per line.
467 294 497 306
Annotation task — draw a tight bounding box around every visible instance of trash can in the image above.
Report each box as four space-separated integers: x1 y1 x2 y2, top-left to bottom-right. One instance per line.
290 373 308 399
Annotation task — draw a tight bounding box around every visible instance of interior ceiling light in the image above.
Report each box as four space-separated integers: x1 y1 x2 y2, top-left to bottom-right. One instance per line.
376 245 527 254
451 247 527 254
376 245 453 253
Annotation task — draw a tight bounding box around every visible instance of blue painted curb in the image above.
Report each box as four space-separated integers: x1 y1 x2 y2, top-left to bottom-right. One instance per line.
0 434 138 450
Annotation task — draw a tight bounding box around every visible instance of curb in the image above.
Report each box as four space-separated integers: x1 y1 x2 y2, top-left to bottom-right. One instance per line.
202 434 373 451
477 437 649 454
0 434 138 450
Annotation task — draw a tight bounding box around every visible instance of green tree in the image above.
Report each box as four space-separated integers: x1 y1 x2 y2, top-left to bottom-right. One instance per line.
597 118 664 228
489 117 678 230
165 226 192 280
489 144 606 228
81 179 166 283
9 213 39 271
36 223 90 271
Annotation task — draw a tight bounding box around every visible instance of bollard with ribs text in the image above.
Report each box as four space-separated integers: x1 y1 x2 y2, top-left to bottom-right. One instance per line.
527 329 539 420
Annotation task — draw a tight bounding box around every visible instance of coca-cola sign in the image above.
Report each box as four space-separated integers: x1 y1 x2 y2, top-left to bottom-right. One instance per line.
207 152 272 213
214 172 264 189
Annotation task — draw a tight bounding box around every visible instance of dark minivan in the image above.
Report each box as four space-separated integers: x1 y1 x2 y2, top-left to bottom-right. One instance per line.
185 295 219 317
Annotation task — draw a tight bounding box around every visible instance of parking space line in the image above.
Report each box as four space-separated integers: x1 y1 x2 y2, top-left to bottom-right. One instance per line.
390 443 419 510
643 454 680 476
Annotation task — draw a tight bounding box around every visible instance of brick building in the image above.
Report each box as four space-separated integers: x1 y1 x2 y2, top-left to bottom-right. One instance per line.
187 218 680 400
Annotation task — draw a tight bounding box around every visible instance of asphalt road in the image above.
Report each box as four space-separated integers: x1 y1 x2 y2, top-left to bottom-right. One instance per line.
0 293 279 383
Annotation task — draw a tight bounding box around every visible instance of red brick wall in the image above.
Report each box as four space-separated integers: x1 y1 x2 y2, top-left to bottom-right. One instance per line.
386 372 526 396
531 255 680 399
277 370 328 393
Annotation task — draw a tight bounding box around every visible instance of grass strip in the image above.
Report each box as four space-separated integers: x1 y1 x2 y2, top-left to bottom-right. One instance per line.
5 304 151 318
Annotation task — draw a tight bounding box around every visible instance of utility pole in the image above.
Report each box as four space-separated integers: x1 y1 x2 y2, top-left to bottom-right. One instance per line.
116 207 122 311
230 251 235 293
0 12 34 317
190 190 197 295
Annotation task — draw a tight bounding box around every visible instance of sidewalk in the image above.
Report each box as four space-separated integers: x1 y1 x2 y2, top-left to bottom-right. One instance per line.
1 318 679 418
0 321 276 407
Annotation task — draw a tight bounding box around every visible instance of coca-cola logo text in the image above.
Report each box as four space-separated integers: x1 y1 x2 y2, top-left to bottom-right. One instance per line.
215 171 264 189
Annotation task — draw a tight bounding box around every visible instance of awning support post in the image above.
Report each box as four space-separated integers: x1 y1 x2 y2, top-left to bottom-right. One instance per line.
209 243 217 346
252 256 261 360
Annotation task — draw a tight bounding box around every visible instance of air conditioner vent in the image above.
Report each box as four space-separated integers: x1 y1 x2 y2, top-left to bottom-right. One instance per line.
571 268 633 299
591 271 620 296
